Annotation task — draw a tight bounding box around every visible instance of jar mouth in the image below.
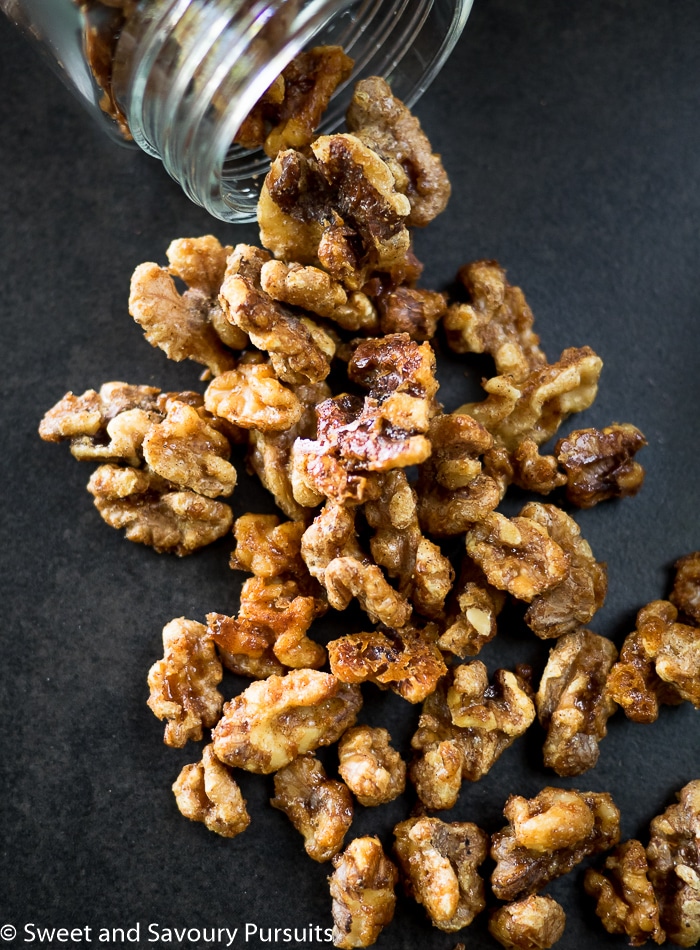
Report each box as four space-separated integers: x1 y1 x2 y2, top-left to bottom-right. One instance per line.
116 0 473 223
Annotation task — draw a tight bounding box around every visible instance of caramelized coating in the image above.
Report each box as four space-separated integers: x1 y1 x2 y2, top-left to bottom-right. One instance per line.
229 513 306 579
460 346 603 451
142 400 237 498
490 787 621 901
394 816 488 932
346 77 451 228
87 463 233 555
439 560 505 658
510 439 566 495
172 743 250 839
376 286 446 341
337 726 405 807
444 261 546 380
465 511 570 603
585 839 665 946
301 503 364 584
488 895 567 950
270 753 353 862
329 836 398 949
212 670 362 774
555 423 647 508
146 618 223 748
520 502 607 639
606 600 700 723
536 629 618 776
204 362 303 432
647 780 700 947
417 412 503 536
328 624 446 704
410 663 535 809
166 234 231 296
670 552 700 625
323 557 413 629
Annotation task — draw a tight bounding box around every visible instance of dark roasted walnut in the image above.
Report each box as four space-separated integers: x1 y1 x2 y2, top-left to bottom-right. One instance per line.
394 816 488 932
87 463 233 555
520 502 607 639
376 285 447 341
329 836 398 949
328 624 446 704
585 839 665 946
337 726 405 807
172 743 250 839
465 512 570 603
410 663 535 809
439 559 505 658
270 753 353 862
490 787 621 901
488 895 567 950
212 670 362 774
555 423 647 508
443 260 546 381
229 513 307 580
346 76 451 228
670 552 700 626
536 629 618 777
647 780 700 947
146 618 223 748
510 439 566 495
606 600 700 723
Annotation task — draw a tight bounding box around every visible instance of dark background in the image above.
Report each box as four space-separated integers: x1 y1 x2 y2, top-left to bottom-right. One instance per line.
1 1 699 948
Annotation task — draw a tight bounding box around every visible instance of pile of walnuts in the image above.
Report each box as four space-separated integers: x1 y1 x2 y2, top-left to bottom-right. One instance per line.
39 72 700 950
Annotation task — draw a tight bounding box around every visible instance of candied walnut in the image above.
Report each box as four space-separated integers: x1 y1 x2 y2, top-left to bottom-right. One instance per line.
348 333 439 404
417 412 503 536
233 74 286 150
459 346 603 451
324 557 413 629
212 670 362 774
329 836 398 949
647 780 700 947
375 285 446 341
229 513 306 579
87 464 233 555
301 503 364 584
172 743 250 839
204 361 303 432
585 839 665 946
271 753 353 862
444 260 546 381
519 502 607 639
207 609 285 681
490 787 621 901
166 234 230 296
536 628 618 777
394 816 488 932
465 511 569 602
510 439 566 495
146 618 223 748
488 895 567 950
346 77 451 228
328 624 446 704
670 552 700 626
555 423 647 508
606 600 700 723
142 400 237 498
337 726 405 807
410 663 535 808
129 261 236 376
439 559 505 658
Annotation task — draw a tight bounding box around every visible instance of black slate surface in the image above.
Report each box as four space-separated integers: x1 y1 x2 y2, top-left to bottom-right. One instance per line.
1 2 699 949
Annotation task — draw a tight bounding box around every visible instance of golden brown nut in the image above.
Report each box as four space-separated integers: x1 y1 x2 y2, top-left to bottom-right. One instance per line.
323 557 413 629
87 463 233 555
300 503 364 583
329 836 398 948
204 362 303 432
410 663 535 808
647 780 700 947
394 816 488 932
438 559 505 658
490 787 621 901
212 669 362 774
270 753 353 862
172 743 250 838
555 423 647 508
606 600 700 722
488 895 567 950
146 618 223 748
444 260 546 381
337 726 405 807
670 551 700 626
465 511 570 602
376 285 446 341
328 625 446 704
229 513 307 579
536 629 618 776
510 438 566 495
584 839 665 946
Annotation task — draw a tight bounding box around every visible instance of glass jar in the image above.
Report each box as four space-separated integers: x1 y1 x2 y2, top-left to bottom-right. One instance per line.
2 0 473 222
